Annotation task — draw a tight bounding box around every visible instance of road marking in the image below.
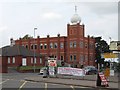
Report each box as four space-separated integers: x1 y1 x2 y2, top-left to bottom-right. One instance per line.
70 85 75 90
20 80 25 82
0 79 9 84
19 81 27 90
27 81 37 83
45 83 47 90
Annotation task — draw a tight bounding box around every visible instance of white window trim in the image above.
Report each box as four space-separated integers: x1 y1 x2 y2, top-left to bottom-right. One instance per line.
60 42 64 48
50 43 53 49
34 58 37 64
8 57 10 64
40 58 42 64
31 58 33 64
12 57 15 64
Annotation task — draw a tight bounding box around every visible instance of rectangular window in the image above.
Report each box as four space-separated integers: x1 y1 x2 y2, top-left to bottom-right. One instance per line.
12 57 15 63
31 44 33 49
34 58 37 64
25 45 28 49
73 41 76 48
40 44 43 49
90 55 93 61
85 43 88 48
31 58 33 64
80 41 84 48
8 57 10 64
74 55 76 60
70 42 73 48
50 43 53 49
70 55 72 61
54 55 57 59
54 43 58 48
60 56 64 60
34 44 37 49
44 43 47 49
60 42 64 49
80 55 84 63
40 58 42 64
90 44 94 49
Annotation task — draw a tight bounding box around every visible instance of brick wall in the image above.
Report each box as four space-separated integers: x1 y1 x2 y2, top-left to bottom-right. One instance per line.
0 56 8 73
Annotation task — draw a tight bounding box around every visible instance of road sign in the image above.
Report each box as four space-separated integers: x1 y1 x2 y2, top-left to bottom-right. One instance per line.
48 60 57 67
99 72 109 87
103 53 117 58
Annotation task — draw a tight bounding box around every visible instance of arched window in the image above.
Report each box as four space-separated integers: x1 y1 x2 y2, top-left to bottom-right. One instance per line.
40 44 43 49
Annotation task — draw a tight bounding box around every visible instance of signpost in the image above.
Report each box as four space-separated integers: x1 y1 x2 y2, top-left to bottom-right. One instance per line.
99 72 109 87
48 58 57 77
49 67 55 76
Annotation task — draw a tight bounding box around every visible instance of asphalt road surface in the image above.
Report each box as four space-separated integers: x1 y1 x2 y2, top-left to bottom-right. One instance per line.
1 73 107 90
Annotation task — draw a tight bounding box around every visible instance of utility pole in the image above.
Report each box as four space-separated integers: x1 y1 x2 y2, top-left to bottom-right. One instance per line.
34 28 37 73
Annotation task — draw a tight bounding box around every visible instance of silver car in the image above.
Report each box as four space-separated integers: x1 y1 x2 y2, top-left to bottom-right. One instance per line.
84 66 98 75
39 67 47 75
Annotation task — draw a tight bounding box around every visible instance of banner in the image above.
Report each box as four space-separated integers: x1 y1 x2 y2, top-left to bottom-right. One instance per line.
57 67 85 76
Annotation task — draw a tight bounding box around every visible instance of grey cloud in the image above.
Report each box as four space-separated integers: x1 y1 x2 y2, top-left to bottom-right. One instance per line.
82 2 118 15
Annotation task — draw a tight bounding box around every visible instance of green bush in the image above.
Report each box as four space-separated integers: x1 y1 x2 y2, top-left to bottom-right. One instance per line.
18 66 42 70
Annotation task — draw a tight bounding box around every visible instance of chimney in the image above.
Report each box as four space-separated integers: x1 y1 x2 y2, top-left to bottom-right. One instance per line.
10 38 15 46
57 34 60 37
47 35 50 38
37 36 40 38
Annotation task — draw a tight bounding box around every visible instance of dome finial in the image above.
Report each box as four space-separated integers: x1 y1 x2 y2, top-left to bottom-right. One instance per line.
71 6 81 24
75 5 77 13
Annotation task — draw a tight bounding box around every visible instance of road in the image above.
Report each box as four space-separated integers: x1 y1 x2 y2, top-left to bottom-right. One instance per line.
1 73 96 90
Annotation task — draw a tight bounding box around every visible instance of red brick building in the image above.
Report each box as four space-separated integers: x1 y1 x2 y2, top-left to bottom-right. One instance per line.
0 56 7 73
0 45 45 73
13 10 95 68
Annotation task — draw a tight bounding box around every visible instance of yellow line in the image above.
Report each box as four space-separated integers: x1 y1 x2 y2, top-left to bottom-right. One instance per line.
45 83 47 90
0 79 9 84
70 85 75 90
19 81 27 90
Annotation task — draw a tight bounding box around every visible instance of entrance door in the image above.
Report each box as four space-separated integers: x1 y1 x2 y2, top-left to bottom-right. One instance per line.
22 58 27 66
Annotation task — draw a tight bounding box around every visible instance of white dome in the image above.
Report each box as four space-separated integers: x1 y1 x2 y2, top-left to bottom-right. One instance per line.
71 14 81 24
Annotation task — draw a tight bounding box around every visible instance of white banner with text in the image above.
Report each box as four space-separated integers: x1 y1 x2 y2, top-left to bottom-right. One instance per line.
57 67 85 76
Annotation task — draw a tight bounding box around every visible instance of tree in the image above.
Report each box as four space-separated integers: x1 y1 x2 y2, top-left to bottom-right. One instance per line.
22 34 33 40
95 37 110 67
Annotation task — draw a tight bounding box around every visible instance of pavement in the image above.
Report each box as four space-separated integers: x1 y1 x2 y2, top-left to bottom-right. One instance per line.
25 74 119 90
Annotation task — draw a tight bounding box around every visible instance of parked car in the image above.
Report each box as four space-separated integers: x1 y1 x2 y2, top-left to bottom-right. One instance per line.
39 67 47 75
84 66 98 75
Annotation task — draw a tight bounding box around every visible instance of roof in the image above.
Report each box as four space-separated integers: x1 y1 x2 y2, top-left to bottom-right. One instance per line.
0 45 42 57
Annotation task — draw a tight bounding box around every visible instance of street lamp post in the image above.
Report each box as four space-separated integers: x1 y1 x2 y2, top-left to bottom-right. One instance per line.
34 28 37 73
109 37 112 72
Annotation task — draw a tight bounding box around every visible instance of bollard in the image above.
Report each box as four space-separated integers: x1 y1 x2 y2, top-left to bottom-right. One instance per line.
96 74 101 86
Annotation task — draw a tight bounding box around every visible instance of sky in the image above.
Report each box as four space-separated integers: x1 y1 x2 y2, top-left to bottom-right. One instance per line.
0 0 119 48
